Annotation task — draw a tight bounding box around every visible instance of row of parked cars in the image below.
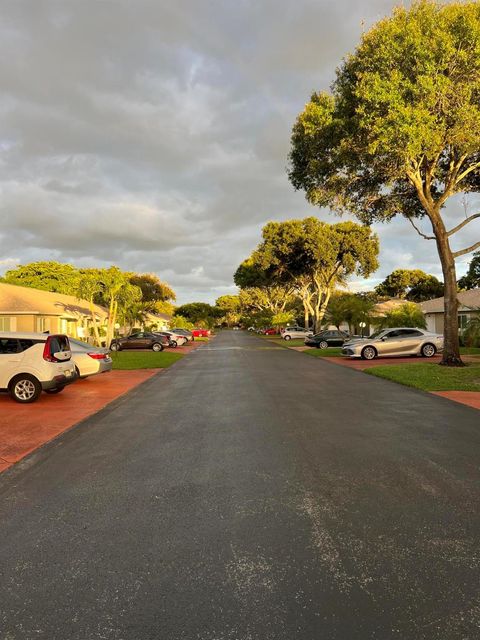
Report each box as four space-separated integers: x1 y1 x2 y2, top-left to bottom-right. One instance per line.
109 327 210 351
0 327 211 403
253 324 444 360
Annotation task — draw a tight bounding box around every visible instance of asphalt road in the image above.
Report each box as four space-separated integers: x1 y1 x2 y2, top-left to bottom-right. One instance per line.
1 331 480 640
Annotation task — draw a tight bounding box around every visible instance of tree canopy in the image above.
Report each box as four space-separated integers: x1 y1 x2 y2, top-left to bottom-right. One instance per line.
458 251 480 290
2 261 82 294
248 217 379 331
289 0 480 364
375 269 444 301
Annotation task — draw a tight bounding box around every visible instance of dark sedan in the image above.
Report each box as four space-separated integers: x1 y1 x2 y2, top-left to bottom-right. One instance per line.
110 332 169 352
304 329 349 349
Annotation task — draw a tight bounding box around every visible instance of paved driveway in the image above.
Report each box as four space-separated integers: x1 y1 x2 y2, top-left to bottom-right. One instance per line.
1 331 479 639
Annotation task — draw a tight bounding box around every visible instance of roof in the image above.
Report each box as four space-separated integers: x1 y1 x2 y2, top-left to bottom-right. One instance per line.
0 282 108 319
420 289 480 314
372 298 409 316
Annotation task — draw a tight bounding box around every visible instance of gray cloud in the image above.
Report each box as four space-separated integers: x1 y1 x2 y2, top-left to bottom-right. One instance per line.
0 0 477 304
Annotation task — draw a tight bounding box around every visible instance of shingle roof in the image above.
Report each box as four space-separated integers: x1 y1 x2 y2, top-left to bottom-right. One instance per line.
420 289 480 313
0 282 108 319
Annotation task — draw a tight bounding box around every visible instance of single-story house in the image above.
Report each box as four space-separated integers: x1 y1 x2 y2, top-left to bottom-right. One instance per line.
420 289 480 334
0 282 108 338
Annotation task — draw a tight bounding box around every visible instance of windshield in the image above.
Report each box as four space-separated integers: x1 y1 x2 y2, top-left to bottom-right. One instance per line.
369 330 388 340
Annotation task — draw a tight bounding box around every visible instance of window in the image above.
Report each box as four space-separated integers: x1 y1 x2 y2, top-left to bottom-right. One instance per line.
36 317 49 333
458 315 469 332
0 317 12 331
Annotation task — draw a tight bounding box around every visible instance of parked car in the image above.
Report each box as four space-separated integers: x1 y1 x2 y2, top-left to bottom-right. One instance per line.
0 332 76 403
171 328 194 342
154 331 188 347
263 327 278 335
282 327 314 340
305 330 350 348
192 328 211 338
68 338 112 378
342 327 444 360
110 332 167 352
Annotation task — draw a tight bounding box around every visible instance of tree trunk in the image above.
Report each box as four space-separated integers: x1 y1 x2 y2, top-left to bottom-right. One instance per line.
430 212 463 366
304 306 309 330
89 298 102 347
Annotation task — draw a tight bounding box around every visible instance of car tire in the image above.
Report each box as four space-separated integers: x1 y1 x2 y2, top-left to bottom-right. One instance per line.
284 335 291 341
318 341 329 349
152 342 164 352
170 341 177 348
45 386 65 394
110 342 120 351
421 343 436 358
9 374 42 403
361 346 377 360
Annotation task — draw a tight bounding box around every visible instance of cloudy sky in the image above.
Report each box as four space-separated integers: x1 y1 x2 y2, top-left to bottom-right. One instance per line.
0 0 478 304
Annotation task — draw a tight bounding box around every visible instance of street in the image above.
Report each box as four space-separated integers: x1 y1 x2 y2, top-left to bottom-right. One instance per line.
1 330 479 639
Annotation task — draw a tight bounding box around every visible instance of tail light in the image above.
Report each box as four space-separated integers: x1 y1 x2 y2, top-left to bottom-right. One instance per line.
88 352 107 360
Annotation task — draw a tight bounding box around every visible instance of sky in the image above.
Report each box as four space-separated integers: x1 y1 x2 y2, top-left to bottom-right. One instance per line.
0 0 478 304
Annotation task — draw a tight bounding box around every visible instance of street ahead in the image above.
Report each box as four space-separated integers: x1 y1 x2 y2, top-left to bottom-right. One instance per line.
1 330 480 640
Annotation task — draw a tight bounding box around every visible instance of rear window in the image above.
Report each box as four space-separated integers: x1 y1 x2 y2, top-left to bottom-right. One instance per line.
48 335 70 353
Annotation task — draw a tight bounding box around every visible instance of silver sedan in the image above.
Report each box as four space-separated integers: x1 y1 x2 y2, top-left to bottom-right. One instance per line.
69 338 113 378
342 327 444 360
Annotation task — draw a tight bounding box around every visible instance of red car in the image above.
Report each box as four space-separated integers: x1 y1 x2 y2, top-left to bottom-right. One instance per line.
192 328 211 338
263 327 278 335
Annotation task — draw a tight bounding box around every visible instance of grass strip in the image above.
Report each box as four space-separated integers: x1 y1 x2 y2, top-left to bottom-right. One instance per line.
366 362 480 392
303 347 344 358
111 351 184 370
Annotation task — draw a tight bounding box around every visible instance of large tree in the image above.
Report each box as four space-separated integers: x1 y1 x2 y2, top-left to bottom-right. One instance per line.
375 268 444 301
234 258 299 320
289 0 480 365
2 261 81 294
249 218 379 332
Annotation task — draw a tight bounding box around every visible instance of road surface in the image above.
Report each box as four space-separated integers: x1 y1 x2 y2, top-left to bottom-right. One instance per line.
1 330 479 639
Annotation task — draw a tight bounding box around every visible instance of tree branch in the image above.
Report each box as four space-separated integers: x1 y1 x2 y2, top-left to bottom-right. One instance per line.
447 213 480 237
406 216 435 240
453 241 480 258
455 162 480 186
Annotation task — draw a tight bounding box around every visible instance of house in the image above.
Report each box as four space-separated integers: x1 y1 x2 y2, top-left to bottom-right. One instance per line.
0 282 108 339
420 289 480 334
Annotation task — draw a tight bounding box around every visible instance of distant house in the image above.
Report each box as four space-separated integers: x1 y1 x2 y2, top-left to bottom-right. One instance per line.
0 282 107 338
420 289 480 334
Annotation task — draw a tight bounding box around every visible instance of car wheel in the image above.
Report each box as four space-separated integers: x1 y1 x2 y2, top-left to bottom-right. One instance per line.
110 342 120 351
421 343 436 358
318 340 329 349
45 386 65 394
152 342 164 352
9 374 42 403
284 335 291 341
170 341 177 348
361 346 377 360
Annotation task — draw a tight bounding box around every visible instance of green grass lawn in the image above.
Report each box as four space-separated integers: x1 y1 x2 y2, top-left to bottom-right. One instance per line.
303 347 344 357
271 338 305 347
366 362 480 392
460 347 480 356
111 351 184 370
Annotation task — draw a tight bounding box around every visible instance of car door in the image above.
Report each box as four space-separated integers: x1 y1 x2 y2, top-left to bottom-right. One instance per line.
377 330 403 355
125 333 141 350
397 329 424 354
0 339 22 388
329 331 345 346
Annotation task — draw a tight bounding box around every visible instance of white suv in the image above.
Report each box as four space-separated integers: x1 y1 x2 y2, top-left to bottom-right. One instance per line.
0 332 76 403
